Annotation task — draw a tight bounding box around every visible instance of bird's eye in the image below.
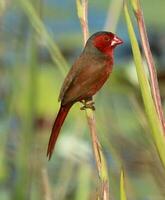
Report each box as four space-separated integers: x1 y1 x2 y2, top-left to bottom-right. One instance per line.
104 36 110 41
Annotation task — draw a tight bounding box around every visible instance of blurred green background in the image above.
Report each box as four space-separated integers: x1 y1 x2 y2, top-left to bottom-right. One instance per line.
0 0 165 199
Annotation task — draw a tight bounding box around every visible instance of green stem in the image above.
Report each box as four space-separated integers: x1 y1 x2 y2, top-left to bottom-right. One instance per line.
131 0 165 134
124 0 165 168
17 0 68 76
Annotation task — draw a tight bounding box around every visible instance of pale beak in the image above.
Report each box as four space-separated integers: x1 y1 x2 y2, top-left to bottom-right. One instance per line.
111 35 123 47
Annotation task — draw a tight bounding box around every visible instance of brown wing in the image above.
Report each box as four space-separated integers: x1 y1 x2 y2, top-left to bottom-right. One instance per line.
58 55 84 102
61 56 112 105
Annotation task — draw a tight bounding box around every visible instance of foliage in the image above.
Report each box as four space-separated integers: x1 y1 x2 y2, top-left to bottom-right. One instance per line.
0 0 164 199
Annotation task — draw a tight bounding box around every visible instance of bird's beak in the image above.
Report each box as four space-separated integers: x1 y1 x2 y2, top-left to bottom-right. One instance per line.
111 35 123 47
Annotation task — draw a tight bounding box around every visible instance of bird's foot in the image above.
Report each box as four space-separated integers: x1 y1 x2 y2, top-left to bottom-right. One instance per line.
80 100 95 110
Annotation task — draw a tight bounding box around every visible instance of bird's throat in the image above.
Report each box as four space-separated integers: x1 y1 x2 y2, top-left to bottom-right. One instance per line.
100 46 114 57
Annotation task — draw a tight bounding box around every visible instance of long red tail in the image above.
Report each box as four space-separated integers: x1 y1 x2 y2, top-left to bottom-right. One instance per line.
47 103 72 160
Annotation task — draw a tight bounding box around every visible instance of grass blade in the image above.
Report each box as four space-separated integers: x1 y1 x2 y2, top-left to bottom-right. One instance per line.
120 169 127 200
123 0 165 168
130 0 165 133
17 0 68 76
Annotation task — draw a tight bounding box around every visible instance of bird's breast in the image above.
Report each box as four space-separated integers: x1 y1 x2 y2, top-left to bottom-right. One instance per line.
85 59 113 97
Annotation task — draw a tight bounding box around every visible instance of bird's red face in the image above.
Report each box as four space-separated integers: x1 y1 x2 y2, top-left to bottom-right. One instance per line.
93 32 123 56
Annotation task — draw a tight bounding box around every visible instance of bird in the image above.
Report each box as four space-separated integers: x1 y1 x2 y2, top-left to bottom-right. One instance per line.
47 31 123 159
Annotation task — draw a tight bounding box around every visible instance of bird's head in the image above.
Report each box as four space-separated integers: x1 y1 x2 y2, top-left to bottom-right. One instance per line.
86 31 123 57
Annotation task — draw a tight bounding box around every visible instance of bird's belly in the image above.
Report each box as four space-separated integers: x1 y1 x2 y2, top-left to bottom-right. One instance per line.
62 61 113 104
85 69 111 97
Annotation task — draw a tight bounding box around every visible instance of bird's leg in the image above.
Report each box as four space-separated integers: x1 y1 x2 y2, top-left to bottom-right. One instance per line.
80 97 95 110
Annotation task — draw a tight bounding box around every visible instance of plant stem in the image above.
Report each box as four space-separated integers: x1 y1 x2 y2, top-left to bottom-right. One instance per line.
104 0 123 32
17 0 68 76
41 168 52 200
131 0 165 134
85 109 110 200
124 0 165 168
76 0 89 45
120 169 127 200
76 1 110 199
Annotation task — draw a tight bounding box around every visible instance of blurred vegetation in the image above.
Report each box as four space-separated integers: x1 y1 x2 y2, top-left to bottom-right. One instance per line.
0 0 165 200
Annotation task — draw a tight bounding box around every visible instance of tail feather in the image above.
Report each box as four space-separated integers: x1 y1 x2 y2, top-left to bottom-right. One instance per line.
47 103 72 160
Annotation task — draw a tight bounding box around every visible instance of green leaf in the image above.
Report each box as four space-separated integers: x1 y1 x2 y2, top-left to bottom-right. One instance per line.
120 169 127 200
124 1 165 168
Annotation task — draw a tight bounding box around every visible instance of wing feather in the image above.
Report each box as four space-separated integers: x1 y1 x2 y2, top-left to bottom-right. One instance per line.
58 56 83 101
59 53 112 105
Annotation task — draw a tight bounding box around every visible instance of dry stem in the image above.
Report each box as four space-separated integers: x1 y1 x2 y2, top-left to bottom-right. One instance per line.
76 0 110 199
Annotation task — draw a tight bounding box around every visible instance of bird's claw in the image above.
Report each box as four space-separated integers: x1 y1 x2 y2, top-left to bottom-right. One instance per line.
80 100 95 110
